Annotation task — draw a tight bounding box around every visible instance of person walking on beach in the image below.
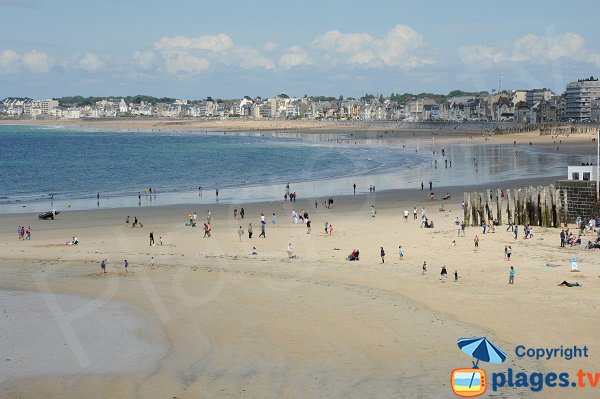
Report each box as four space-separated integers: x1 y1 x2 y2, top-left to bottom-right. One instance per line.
234 208 238 219
125 216 130 226
329 224 333 235
272 213 277 224
504 245 508 259
259 220 266 238
560 229 565 247
306 219 311 234
514 227 518 240
421 182 424 191
440 266 447 281
380 247 385 263
403 209 409 221
150 256 155 269
398 246 404 259
198 186 202 196
474 235 479 248
159 236 163 246
413 207 417 220
324 221 329 234
506 217 514 232
454 270 459 282
124 259 128 274
203 223 210 238
149 231 154 246
508 266 515 284
238 226 244 242
315 200 318 209
248 223 253 238
422 261 427 274
507 246 512 261
240 208 245 219
100 259 107 274
353 183 356 195
133 217 138 228
216 188 219 199
26 226 31 240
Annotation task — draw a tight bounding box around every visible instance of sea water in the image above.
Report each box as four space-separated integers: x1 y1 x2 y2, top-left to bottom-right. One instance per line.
0 125 580 213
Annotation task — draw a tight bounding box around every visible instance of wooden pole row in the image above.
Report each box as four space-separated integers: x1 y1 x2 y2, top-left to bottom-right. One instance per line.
463 185 563 227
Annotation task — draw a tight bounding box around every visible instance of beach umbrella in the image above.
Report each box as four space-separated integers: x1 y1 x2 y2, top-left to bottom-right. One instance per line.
458 337 507 389
458 337 507 366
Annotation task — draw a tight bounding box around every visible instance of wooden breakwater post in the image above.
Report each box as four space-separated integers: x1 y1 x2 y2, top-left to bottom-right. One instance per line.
464 185 564 228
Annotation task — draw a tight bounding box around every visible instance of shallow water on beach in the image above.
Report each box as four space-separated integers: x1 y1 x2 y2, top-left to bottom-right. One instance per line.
0 125 581 213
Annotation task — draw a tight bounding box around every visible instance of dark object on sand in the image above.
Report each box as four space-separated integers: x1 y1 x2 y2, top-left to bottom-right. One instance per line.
39 210 60 220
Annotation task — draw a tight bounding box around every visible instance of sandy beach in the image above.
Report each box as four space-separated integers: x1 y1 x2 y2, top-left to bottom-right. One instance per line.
2 170 600 398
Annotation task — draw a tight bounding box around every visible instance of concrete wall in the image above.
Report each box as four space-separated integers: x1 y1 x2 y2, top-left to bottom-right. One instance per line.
556 180 597 222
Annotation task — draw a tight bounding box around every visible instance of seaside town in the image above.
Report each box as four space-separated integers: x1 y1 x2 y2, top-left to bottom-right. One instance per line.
2 76 600 123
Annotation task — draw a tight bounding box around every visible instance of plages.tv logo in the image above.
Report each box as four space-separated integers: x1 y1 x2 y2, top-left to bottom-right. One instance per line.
451 337 508 397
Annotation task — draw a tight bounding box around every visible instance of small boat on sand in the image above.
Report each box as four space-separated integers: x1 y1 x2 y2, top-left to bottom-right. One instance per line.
39 210 60 220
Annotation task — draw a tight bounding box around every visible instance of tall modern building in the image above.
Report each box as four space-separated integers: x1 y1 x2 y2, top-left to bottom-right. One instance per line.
565 77 600 121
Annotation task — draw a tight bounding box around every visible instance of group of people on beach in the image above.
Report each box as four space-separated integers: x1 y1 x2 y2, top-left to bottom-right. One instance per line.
125 215 142 228
17 225 31 240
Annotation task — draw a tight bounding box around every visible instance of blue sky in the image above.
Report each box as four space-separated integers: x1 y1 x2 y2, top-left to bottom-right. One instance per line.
1 0 599 98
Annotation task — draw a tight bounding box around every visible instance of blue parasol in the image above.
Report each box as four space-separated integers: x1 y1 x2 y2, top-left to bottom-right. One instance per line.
457 337 507 388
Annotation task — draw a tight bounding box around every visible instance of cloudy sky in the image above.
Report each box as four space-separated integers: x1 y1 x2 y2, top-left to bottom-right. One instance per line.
1 0 599 99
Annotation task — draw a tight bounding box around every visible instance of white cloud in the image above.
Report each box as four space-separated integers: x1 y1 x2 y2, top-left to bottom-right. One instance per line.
79 53 105 72
153 34 274 73
229 47 275 70
458 44 503 68
133 50 158 71
22 50 52 73
155 34 234 52
279 45 310 69
0 49 20 73
163 52 210 75
511 32 584 62
307 24 433 68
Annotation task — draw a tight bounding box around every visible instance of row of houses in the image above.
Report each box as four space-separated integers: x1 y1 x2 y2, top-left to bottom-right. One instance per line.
2 76 600 123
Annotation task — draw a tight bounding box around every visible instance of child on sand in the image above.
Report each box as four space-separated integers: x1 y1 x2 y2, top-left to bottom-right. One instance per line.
474 235 479 248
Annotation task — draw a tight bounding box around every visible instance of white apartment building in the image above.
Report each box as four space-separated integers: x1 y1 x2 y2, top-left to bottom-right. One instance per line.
565 77 600 121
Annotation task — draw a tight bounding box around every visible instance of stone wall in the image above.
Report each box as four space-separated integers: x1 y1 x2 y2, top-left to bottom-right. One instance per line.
556 180 597 222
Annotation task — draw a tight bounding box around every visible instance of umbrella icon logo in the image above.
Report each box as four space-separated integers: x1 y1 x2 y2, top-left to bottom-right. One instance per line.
451 337 507 397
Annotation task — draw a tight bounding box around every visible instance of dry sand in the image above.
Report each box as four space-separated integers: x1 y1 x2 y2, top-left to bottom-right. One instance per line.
1 180 600 398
